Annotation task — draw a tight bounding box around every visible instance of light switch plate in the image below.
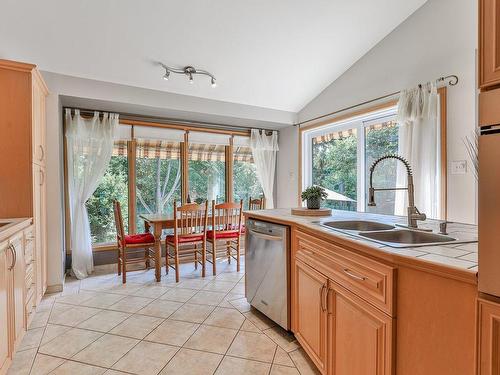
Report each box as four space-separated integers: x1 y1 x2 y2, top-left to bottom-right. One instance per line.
451 160 467 175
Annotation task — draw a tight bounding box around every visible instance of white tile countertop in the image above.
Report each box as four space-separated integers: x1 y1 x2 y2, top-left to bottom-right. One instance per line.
244 208 478 274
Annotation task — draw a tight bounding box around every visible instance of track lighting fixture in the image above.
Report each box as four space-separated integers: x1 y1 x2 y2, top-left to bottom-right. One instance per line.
159 62 217 87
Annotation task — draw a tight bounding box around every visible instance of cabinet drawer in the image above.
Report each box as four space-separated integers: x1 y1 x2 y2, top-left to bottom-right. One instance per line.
295 230 395 315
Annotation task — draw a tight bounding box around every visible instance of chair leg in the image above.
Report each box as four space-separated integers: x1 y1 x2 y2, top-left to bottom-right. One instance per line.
236 237 241 272
165 243 170 275
122 247 127 284
201 240 206 278
117 247 121 276
145 246 150 269
226 241 231 264
212 240 217 276
194 243 198 270
174 243 180 283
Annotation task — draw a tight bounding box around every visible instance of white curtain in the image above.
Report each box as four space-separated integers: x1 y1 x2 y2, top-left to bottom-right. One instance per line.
394 82 441 219
250 129 279 208
66 109 118 279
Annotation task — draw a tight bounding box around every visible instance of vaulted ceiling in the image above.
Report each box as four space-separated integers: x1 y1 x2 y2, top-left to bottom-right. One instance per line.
0 0 426 112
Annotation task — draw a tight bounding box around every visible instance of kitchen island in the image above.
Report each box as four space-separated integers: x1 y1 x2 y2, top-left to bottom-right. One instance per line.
244 209 478 375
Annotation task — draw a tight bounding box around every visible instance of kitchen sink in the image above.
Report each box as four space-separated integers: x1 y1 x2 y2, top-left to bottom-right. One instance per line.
358 229 456 246
322 220 395 231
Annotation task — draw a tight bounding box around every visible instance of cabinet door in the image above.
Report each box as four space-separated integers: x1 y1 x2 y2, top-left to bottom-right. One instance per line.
480 0 500 89
330 283 393 375
33 163 47 301
32 74 46 166
293 259 328 374
9 234 25 350
478 298 500 375
0 242 10 372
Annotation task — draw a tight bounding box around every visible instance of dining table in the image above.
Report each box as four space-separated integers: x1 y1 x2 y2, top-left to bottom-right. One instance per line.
140 213 176 282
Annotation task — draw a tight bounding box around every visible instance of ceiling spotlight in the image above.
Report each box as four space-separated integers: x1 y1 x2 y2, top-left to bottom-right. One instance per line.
159 62 216 87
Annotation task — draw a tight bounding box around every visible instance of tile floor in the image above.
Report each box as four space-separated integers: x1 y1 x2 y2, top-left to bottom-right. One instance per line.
8 257 320 375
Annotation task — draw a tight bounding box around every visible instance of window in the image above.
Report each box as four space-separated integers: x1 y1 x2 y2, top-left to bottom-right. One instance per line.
233 145 263 207
135 140 181 233
86 142 129 244
303 107 402 215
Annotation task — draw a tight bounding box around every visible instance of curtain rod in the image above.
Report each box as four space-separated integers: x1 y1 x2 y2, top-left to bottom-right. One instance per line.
63 106 277 134
295 74 459 127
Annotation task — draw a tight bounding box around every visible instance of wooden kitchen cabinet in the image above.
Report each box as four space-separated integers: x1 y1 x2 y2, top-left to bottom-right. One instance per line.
479 0 500 89
33 164 47 300
328 282 393 375
0 242 9 373
294 259 329 374
477 297 500 375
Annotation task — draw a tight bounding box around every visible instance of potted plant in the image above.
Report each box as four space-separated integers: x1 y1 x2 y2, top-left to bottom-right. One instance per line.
301 186 328 209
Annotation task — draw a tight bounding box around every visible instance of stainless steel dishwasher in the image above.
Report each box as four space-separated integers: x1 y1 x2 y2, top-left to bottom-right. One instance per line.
245 219 290 330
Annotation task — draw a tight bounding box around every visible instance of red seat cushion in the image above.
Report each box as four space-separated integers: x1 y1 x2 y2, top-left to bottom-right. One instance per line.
240 225 246 234
207 230 241 240
124 232 155 245
166 234 204 244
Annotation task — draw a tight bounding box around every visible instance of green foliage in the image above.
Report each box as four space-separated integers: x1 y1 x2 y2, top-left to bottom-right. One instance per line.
188 160 225 203
233 161 263 206
86 156 128 243
301 185 327 201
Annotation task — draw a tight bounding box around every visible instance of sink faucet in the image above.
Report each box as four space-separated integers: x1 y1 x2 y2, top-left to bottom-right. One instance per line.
367 154 426 229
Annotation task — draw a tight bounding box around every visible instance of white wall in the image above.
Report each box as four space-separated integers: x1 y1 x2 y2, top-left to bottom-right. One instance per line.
42 71 294 289
278 0 478 224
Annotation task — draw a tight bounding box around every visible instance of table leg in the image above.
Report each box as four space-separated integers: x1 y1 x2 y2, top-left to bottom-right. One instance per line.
154 225 162 282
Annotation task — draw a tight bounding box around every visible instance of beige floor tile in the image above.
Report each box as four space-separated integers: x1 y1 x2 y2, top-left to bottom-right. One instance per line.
112 341 178 375
30 354 65 375
170 303 215 323
138 299 183 318
130 284 172 299
104 371 130 375
38 328 102 359
242 309 276 330
229 298 252 313
176 278 211 290
203 281 237 293
30 310 51 329
215 272 244 282
227 331 277 363
159 348 223 375
159 288 198 302
240 319 261 333
273 347 295 367
17 326 44 351
56 291 98 306
270 364 301 375
204 307 245 329
40 324 71 346
230 283 245 295
51 360 106 375
6 348 36 375
109 314 164 339
49 304 101 327
100 283 144 295
77 310 131 333
108 295 154 313
72 334 139 368
188 291 227 306
145 319 199 346
80 293 126 309
215 356 271 375
184 325 238 354
263 327 300 352
289 348 320 375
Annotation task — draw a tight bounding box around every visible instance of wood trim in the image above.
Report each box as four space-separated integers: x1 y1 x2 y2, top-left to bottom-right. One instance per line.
0 59 36 73
127 140 137 234
119 118 250 137
181 132 189 204
438 87 448 220
63 115 71 254
225 137 234 202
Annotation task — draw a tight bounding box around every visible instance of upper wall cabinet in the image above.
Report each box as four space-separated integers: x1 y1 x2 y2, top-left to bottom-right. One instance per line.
479 0 500 89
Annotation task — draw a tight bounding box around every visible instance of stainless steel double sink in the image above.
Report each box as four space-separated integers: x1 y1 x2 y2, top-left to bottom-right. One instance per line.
318 220 474 248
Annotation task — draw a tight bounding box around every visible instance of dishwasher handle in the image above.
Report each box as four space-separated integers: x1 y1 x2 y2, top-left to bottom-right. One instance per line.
247 229 283 241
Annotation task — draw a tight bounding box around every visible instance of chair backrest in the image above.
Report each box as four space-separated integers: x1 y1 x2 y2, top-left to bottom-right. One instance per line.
113 200 126 246
248 196 266 210
211 200 244 233
173 200 209 238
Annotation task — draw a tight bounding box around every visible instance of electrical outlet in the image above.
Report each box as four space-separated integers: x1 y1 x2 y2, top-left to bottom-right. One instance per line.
451 160 467 175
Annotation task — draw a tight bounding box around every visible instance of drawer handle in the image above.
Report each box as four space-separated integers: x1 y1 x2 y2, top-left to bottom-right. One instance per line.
7 244 16 270
320 284 327 312
39 145 45 162
343 268 366 281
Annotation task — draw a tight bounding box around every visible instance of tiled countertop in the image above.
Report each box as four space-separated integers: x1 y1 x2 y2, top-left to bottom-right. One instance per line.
244 208 478 275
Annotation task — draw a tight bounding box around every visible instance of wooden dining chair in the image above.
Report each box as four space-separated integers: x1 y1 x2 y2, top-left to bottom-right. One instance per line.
165 200 209 282
207 200 244 275
248 196 266 210
113 200 155 284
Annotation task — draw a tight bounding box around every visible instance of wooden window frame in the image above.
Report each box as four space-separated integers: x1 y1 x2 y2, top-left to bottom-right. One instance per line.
298 87 448 219
63 116 252 254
